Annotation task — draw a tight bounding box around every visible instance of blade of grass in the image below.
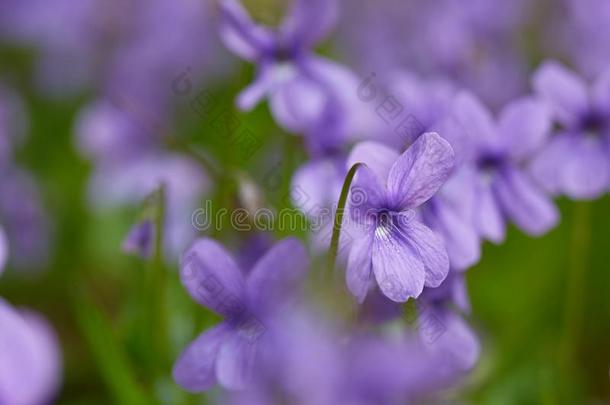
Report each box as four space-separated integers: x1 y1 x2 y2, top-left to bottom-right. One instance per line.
149 185 169 377
73 291 151 405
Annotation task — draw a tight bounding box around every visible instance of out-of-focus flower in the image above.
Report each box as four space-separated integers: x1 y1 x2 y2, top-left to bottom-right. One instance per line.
453 92 558 243
337 0 529 109
225 307 471 405
0 0 223 98
173 237 309 391
421 167 481 271
344 333 460 403
122 220 154 259
531 61 610 200
86 154 208 259
0 88 51 270
235 232 274 272
226 310 344 405
0 168 51 270
0 299 62 405
345 133 455 303
375 72 463 148
0 226 7 274
75 99 210 259
0 251 62 405
419 274 480 375
75 99 156 166
553 0 610 80
219 0 364 146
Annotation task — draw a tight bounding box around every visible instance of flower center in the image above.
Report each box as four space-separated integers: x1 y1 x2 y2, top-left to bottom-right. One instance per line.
273 45 296 62
375 208 415 230
476 153 506 184
378 209 394 228
579 111 607 137
476 153 504 172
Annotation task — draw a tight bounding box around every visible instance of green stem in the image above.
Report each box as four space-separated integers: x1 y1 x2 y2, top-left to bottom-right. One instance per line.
329 163 363 270
150 184 169 378
559 201 591 393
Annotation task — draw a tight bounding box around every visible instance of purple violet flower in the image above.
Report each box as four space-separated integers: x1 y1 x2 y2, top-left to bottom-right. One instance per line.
531 61 610 200
362 72 481 271
219 0 362 141
173 237 309 391
345 132 455 303
452 91 559 243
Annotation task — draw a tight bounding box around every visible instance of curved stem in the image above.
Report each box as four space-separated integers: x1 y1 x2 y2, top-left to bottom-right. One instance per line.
328 163 363 270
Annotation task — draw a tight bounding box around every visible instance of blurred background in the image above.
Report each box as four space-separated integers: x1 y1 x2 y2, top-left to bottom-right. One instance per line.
0 0 609 403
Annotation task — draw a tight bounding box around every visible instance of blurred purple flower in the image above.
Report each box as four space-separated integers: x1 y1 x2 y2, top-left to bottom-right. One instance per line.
85 153 208 259
235 233 274 272
226 310 344 404
1 0 223 98
225 307 469 404
453 92 559 243
0 298 62 405
554 0 610 79
219 0 364 144
0 89 50 271
336 0 529 109
122 220 154 259
0 168 51 270
345 133 454 303
173 237 309 391
420 167 481 271
531 61 610 200
380 72 463 148
75 99 157 166
0 226 7 275
344 334 454 403
0 0 103 95
419 274 480 373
